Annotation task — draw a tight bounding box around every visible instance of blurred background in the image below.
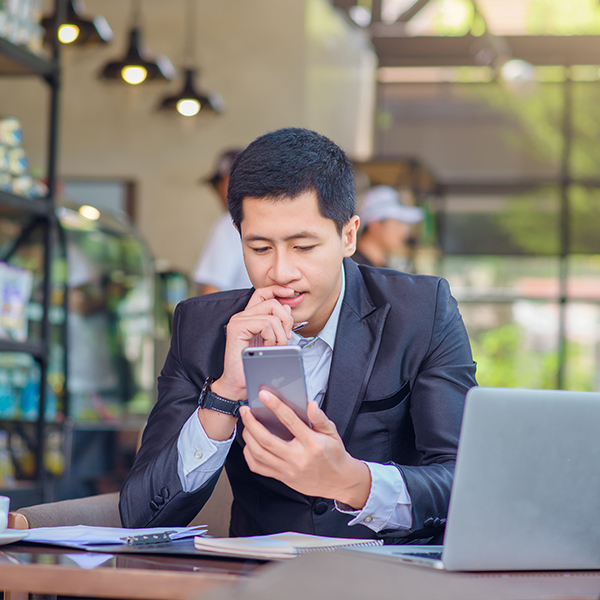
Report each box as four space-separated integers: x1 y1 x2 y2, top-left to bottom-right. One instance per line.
1 0 599 505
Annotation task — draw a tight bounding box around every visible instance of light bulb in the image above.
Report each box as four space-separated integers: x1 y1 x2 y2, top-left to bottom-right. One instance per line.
78 205 100 221
176 99 201 117
121 65 147 85
58 23 80 44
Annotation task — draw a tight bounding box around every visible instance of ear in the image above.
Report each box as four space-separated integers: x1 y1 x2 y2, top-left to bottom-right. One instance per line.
342 215 360 257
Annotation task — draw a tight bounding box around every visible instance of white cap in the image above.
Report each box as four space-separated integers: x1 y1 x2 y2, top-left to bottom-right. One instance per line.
359 185 424 226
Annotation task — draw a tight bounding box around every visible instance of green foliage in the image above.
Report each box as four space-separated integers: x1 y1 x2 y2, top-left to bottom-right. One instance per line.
526 0 600 35
463 80 600 256
472 322 558 388
496 185 600 256
472 321 595 390
496 188 559 255
431 0 474 37
464 82 563 167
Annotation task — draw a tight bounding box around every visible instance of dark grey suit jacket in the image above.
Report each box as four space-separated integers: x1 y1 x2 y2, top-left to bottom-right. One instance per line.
120 259 477 543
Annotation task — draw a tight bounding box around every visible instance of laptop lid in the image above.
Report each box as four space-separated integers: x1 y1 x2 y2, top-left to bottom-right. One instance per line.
442 387 600 571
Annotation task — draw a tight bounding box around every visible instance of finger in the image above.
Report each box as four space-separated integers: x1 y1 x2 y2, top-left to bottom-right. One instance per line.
240 406 289 469
230 312 291 346
238 299 294 341
242 443 282 480
258 389 313 442
239 298 292 328
240 398 291 452
306 401 339 437
247 286 297 308
246 315 291 346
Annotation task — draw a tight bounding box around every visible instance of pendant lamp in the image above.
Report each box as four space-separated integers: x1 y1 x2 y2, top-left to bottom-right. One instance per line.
41 0 113 46
158 0 225 116
99 0 175 85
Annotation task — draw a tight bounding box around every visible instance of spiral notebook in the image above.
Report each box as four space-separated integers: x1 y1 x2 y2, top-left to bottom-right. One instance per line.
193 532 383 560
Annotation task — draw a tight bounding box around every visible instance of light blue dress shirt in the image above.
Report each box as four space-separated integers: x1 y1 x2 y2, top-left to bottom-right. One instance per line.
177 267 412 533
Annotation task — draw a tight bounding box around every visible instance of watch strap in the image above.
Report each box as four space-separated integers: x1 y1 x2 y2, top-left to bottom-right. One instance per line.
199 377 248 418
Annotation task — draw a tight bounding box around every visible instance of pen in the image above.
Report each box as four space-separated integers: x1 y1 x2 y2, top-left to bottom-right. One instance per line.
251 322 309 346
292 321 309 332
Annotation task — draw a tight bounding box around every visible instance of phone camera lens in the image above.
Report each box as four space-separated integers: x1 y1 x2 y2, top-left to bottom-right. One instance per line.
248 352 254 357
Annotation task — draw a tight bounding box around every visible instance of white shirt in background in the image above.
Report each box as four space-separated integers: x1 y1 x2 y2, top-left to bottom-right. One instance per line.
192 214 252 291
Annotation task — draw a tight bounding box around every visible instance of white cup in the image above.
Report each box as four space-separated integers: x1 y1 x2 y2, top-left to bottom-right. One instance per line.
0 496 10 531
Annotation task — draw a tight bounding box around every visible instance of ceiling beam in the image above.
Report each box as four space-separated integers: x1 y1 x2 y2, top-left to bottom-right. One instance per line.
372 35 600 67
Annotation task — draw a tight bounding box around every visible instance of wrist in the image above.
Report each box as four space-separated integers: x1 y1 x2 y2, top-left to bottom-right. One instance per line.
335 459 371 510
198 377 248 418
211 377 246 401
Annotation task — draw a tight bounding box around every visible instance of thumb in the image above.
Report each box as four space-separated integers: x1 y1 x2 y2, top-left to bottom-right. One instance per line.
307 401 338 436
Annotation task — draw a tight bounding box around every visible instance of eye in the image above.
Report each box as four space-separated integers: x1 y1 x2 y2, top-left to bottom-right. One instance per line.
252 246 270 254
297 245 315 252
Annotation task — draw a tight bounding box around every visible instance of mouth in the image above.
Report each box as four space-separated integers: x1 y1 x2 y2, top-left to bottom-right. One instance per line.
276 292 306 307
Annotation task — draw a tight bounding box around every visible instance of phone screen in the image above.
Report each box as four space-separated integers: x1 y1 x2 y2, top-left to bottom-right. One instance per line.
242 346 309 440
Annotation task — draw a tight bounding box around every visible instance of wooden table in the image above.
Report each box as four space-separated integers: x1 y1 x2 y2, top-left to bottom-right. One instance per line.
2 542 600 600
0 542 264 600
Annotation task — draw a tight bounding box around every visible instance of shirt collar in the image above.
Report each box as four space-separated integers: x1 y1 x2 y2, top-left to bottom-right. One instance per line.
291 264 345 352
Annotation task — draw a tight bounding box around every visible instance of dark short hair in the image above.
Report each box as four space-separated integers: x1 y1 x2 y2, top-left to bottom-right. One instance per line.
227 128 355 234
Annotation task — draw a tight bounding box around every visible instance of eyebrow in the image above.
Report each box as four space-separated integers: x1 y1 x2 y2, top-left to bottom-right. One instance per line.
243 231 320 243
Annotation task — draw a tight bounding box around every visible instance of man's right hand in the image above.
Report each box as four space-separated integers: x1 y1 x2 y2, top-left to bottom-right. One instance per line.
198 285 296 440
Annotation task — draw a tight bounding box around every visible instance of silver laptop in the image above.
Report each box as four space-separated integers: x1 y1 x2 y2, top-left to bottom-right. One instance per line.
348 386 600 571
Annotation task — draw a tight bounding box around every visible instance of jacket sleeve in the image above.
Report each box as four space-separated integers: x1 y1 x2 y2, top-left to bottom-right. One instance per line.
394 277 477 541
119 303 219 528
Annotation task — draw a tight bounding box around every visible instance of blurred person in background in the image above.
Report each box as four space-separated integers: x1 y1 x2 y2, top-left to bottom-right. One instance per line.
353 185 424 272
60 244 119 499
192 149 252 295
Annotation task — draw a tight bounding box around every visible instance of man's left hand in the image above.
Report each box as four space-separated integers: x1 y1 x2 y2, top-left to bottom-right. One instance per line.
239 391 371 509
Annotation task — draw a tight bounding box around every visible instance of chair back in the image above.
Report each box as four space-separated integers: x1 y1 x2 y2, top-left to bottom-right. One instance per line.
9 492 121 529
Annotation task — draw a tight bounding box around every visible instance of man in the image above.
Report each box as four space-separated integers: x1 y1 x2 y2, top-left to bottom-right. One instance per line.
353 185 424 270
120 128 477 543
192 148 252 295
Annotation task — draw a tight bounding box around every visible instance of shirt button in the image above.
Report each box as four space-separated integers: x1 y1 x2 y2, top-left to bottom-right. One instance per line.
194 449 204 459
364 516 373 523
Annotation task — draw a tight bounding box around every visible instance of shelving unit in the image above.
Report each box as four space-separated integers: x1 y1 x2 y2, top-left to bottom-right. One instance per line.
0 1 63 507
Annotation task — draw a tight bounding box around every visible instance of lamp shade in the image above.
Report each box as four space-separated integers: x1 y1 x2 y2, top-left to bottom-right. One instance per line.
100 27 175 84
159 68 225 116
41 0 113 46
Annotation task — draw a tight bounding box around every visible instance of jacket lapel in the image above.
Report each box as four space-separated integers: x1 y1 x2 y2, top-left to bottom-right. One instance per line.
324 259 390 442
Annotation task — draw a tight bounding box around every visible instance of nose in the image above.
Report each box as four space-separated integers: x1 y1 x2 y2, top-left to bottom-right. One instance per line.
269 249 301 285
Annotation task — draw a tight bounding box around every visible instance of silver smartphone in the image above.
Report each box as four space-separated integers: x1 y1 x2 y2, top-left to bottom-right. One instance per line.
241 346 310 440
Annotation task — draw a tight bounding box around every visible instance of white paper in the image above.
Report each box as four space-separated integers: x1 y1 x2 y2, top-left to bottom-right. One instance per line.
24 524 207 546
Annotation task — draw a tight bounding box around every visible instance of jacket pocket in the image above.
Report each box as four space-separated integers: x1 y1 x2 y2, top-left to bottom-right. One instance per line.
359 381 411 414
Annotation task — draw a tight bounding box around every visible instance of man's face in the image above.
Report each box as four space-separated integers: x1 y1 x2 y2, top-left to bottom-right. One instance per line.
239 190 359 338
372 219 412 254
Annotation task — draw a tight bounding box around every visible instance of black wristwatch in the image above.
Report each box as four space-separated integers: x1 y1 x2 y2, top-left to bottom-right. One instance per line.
198 377 248 418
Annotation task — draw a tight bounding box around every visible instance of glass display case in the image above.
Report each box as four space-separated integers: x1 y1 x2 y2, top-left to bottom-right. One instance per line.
0 204 66 499
57 203 156 422
0 200 156 500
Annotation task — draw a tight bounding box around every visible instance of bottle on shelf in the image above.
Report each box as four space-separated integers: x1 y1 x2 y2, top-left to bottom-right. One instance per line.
0 429 16 488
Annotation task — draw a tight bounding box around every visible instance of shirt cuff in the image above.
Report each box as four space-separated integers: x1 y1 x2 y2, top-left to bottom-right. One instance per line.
334 462 412 533
177 409 235 493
